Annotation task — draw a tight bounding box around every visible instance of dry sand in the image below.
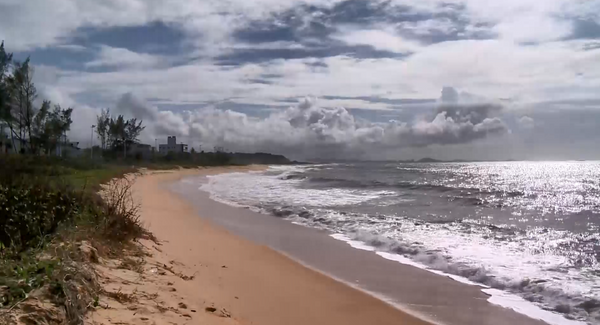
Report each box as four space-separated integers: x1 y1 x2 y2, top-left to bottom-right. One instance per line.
88 166 431 325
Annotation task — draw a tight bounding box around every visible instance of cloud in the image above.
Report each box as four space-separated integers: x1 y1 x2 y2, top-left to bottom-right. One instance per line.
518 115 535 129
115 93 189 142
331 28 421 53
215 45 407 65
54 44 88 52
85 46 162 69
4 0 600 161
565 18 600 40
113 92 508 159
72 21 188 55
440 86 459 103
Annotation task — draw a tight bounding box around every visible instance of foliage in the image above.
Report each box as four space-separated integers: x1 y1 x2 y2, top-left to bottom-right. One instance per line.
0 42 73 155
0 155 146 324
94 177 145 242
0 41 13 129
5 58 37 153
0 255 59 307
0 181 81 254
31 101 74 154
97 110 146 155
96 108 110 149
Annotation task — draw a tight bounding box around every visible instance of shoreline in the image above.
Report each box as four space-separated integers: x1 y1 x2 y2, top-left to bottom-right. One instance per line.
171 169 557 325
89 166 571 325
89 166 431 325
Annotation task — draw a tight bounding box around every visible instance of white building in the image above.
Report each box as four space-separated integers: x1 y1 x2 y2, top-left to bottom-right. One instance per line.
158 136 188 155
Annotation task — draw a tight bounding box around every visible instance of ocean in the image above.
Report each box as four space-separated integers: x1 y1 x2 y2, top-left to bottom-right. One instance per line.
199 161 600 324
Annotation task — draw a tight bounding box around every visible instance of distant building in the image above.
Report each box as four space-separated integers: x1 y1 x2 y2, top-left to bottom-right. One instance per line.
158 136 188 155
128 143 153 159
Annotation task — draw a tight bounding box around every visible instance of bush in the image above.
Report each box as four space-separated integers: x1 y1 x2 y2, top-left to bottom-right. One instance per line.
0 154 148 324
0 183 80 253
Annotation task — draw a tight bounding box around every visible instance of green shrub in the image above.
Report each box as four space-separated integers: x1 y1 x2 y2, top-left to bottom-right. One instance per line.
0 255 59 306
0 183 80 253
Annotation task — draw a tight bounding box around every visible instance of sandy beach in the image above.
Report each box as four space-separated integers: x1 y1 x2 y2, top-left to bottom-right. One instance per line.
88 166 431 325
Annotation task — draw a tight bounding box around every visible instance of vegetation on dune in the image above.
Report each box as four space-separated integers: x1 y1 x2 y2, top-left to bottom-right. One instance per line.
0 156 147 325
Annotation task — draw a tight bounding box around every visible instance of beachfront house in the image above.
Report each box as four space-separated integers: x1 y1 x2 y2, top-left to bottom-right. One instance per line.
158 136 188 155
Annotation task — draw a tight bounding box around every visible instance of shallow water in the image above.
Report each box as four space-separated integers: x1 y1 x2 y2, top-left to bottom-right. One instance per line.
199 162 600 324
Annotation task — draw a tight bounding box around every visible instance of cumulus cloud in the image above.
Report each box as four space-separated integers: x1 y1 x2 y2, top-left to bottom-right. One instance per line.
518 115 535 129
115 91 508 159
115 93 189 143
6 0 599 160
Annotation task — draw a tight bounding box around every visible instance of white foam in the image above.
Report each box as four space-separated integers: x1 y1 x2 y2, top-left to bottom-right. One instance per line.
330 234 376 252
194 165 598 325
199 165 390 208
330 233 587 325
484 289 586 325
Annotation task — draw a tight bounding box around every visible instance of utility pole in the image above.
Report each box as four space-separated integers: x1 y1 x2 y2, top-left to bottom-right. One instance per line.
90 125 96 160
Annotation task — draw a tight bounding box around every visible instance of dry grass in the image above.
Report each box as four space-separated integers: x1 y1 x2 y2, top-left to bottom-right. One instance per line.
97 175 145 242
104 288 138 304
117 257 145 274
154 262 196 281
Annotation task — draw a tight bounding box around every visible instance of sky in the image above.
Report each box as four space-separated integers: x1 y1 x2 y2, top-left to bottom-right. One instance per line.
1 0 600 161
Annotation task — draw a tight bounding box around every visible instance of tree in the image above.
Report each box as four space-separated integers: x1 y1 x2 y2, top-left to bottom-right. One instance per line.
0 42 72 155
99 111 146 157
7 58 37 152
108 114 126 149
96 108 110 149
0 41 14 151
124 118 144 144
47 104 73 154
31 100 51 153
30 101 73 154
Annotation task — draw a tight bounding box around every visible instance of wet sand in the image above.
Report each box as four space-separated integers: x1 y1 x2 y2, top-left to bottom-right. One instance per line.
90 167 553 325
170 172 551 325
121 167 432 325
